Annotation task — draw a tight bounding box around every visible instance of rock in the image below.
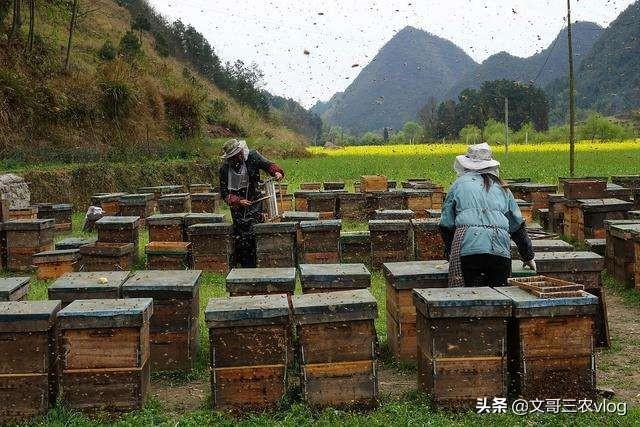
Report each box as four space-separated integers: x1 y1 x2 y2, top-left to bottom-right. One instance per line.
0 173 30 209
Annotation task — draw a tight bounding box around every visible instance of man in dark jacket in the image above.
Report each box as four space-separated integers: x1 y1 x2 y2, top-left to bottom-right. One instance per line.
219 139 284 267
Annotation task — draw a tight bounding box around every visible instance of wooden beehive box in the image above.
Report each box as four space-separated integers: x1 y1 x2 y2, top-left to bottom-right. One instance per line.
548 193 566 234
225 267 296 297
190 193 220 213
411 219 444 261
323 181 345 191
91 193 127 215
606 222 640 288
300 182 322 191
52 204 73 233
509 183 557 213
78 242 135 272
299 263 371 294
514 199 533 223
292 289 378 408
367 191 405 217
48 271 130 308
509 239 573 260
118 194 155 221
57 298 152 412
426 209 442 218
340 231 371 264
35 203 54 220
189 183 212 194
276 193 294 213
206 294 291 411
55 237 96 251
533 251 608 347
564 198 632 241
0 300 61 422
299 220 341 264
5 219 55 272
122 270 201 371
369 220 414 267
606 183 632 201
612 175 640 191
276 182 288 195
387 180 397 189
374 209 414 220
497 285 597 400
158 193 191 214
305 192 337 219
0 277 30 301
184 213 225 229
383 261 449 363
282 211 320 222
360 175 387 193
337 193 368 220
585 238 606 257
147 213 187 242
9 207 38 221
138 185 184 201
145 242 192 270
403 189 442 218
32 249 80 280
294 190 318 211
187 223 233 274
254 222 297 268
95 216 141 255
604 219 640 275
413 287 511 409
563 179 607 200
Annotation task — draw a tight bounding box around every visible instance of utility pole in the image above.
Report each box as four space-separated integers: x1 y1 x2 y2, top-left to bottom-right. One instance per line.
504 97 509 155
567 0 576 176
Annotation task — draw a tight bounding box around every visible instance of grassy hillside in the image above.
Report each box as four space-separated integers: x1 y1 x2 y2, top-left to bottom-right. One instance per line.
0 0 306 166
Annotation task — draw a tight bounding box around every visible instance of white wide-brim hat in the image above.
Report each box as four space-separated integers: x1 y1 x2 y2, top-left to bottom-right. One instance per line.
454 142 500 174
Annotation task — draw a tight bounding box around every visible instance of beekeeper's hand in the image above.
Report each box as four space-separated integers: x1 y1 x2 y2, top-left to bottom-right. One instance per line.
239 199 252 207
523 259 537 271
274 172 284 181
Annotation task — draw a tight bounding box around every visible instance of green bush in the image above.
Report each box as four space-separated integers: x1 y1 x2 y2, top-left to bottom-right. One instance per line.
98 40 118 61
205 98 228 124
358 132 383 146
119 30 142 59
578 112 636 141
459 125 481 144
100 81 135 119
483 119 509 146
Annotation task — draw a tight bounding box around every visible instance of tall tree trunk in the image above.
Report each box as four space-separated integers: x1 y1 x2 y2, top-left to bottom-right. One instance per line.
27 0 34 50
64 0 78 72
9 0 21 40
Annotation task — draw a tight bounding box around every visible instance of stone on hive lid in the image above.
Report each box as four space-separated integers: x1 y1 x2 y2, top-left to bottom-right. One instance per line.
49 271 130 293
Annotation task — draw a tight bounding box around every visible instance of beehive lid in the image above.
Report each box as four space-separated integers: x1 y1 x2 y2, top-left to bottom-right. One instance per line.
146 213 187 226
50 271 130 293
96 216 140 229
254 221 298 234
496 286 598 317
534 251 604 273
577 198 632 212
53 203 73 210
139 185 183 193
282 211 320 221
293 190 319 197
629 210 640 219
205 294 290 327
187 222 233 235
159 193 190 200
55 237 97 250
509 183 557 192
383 261 449 289
306 191 337 200
403 188 437 196
585 238 606 249
548 193 566 202
78 242 135 256
58 298 153 329
184 213 225 226
123 270 202 295
375 210 414 220
510 260 537 278
0 277 31 301
119 193 154 202
426 209 442 218
91 193 127 203
340 231 370 243
292 289 377 324
226 268 296 294
323 181 345 187
368 219 411 231
32 249 80 264
145 241 191 255
190 192 218 200
510 239 573 253
299 264 371 290
411 218 440 229
413 287 511 318
0 300 61 332
604 218 640 230
299 219 341 231
189 183 212 189
4 218 55 231
607 223 640 240
337 193 366 200
515 199 532 207
374 190 405 199
34 203 53 210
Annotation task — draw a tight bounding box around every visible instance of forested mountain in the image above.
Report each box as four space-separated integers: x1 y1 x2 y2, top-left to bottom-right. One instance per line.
317 26 477 134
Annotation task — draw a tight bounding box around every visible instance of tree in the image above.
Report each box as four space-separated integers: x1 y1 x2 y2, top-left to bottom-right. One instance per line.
119 30 142 59
418 97 438 141
383 127 389 142
64 0 78 71
9 0 22 41
435 100 457 139
0 0 11 26
26 0 34 50
98 40 117 61
403 121 422 144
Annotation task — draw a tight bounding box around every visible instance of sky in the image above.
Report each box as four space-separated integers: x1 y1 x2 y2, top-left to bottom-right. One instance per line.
148 0 635 108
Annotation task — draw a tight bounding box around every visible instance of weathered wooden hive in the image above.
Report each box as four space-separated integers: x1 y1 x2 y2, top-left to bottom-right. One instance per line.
563 198 632 241
305 192 337 219
294 190 318 211
276 192 294 212
515 199 533 224
367 190 405 217
337 193 368 220
254 222 297 268
189 183 212 194
118 194 155 221
509 239 573 260
611 175 640 191
138 185 184 202
52 203 73 233
300 182 322 191
158 193 191 214
498 283 598 400
547 193 566 234
323 181 345 191
299 220 341 264
281 211 320 223
339 231 371 264
122 270 201 371
563 179 607 200
35 203 54 220
605 221 640 288
57 298 152 412
509 182 557 214
187 223 233 274
91 193 127 215
374 209 414 220
225 267 296 297
413 287 511 409
0 300 61 422
4 219 55 272
190 193 220 213
206 294 291 411
585 238 606 256
369 220 413 267
48 271 130 308
32 249 80 280
0 277 30 301
147 213 187 242
145 242 192 270
184 213 225 229
8 206 38 221
403 189 444 218
412 218 444 261
299 263 371 293
292 289 379 408
78 242 135 272
95 216 141 256
360 175 387 193
533 251 608 347
606 183 632 201
384 260 449 363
